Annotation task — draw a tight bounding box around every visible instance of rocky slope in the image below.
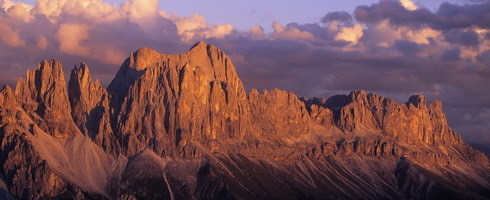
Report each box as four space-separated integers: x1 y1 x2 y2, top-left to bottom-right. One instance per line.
0 42 488 199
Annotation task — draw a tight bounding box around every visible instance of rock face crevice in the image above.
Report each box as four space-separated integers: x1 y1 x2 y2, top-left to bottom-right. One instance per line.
0 42 488 199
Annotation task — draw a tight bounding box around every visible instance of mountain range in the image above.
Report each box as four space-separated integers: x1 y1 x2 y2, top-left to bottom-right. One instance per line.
0 42 488 199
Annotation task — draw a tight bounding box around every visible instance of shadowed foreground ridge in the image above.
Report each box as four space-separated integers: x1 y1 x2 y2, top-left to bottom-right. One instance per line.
0 42 488 200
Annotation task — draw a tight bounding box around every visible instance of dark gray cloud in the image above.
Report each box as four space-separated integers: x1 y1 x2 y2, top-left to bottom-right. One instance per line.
477 50 490 64
443 29 480 47
440 47 461 61
284 22 332 41
322 11 353 24
394 40 420 56
354 0 490 30
435 2 490 29
354 1 433 27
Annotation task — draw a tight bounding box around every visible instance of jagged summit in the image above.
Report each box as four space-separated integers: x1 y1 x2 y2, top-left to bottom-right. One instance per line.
189 40 207 50
127 47 162 71
408 94 427 109
0 42 488 199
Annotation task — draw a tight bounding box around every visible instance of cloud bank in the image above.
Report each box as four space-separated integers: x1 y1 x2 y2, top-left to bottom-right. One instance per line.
0 0 489 144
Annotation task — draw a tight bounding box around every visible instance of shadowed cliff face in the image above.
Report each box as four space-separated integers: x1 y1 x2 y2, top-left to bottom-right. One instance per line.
0 42 488 199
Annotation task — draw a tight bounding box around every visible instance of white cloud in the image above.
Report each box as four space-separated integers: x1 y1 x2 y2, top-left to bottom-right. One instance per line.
31 0 117 22
164 13 234 41
121 0 158 30
3 1 33 22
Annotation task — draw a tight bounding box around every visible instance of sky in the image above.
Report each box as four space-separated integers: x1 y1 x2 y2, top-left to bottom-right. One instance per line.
0 0 489 145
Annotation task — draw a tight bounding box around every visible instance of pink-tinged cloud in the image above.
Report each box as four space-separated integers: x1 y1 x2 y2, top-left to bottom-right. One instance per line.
0 22 25 47
57 23 90 56
36 35 48 49
334 24 363 44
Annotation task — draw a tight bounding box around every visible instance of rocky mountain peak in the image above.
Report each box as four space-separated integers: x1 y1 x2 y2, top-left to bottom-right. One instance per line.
14 59 78 138
107 48 160 96
70 63 90 84
15 60 65 98
69 63 105 104
68 63 118 154
408 94 427 109
0 85 15 105
129 47 162 71
349 90 367 102
104 41 251 156
189 41 207 51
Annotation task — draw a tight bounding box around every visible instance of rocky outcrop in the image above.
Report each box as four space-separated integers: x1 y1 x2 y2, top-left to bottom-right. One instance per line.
249 89 313 139
109 42 252 157
303 91 462 146
69 63 120 155
0 86 68 198
0 42 488 199
69 63 107 137
14 60 79 138
0 85 105 199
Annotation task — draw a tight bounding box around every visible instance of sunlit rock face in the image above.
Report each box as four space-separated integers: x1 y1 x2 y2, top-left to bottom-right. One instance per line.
0 42 488 199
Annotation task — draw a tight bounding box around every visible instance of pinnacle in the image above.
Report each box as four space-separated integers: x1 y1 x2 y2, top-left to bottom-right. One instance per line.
349 90 367 101
38 59 63 72
408 94 426 109
189 41 207 51
71 63 90 75
1 84 13 93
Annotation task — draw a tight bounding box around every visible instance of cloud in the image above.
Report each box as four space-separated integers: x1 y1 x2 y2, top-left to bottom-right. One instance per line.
57 23 90 56
399 0 417 11
249 25 265 39
31 0 117 22
0 22 25 47
440 47 461 61
121 0 158 20
334 24 364 44
163 13 234 41
404 27 440 45
443 29 480 47
322 11 352 24
4 1 32 22
354 1 490 30
477 50 490 64
36 35 48 49
394 40 420 56
270 21 316 41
